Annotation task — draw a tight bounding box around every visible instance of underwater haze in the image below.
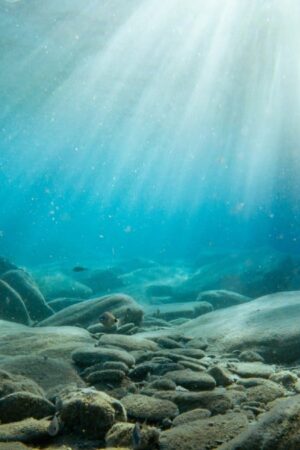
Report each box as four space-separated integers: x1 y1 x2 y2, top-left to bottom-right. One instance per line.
3 3 300 449
1 0 300 265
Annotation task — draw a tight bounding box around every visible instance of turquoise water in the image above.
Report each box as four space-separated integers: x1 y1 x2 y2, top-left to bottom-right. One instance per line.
1 0 300 265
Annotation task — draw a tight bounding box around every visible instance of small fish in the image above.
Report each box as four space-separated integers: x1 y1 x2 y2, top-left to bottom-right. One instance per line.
132 422 142 449
72 266 89 272
99 311 118 328
47 414 60 437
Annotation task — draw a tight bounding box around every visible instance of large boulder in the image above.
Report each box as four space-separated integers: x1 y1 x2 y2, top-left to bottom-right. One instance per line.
1 270 53 321
220 395 300 450
38 293 143 328
0 418 49 443
0 356 84 394
0 392 55 423
0 370 44 399
197 290 251 309
0 280 31 325
59 388 126 439
98 334 158 352
178 291 300 363
72 346 135 368
159 412 249 450
0 319 94 361
173 250 299 299
35 272 92 300
121 394 179 423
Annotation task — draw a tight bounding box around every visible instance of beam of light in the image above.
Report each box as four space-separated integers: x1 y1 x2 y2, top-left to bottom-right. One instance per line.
1 0 300 259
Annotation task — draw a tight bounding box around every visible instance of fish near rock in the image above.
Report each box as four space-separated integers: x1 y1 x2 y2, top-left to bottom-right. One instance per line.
99 311 119 329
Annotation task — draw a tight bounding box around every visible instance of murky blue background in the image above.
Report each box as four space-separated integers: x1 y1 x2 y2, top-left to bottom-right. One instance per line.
1 0 300 265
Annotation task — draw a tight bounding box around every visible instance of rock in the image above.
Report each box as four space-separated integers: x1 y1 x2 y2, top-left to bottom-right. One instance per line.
165 370 216 390
122 394 178 423
172 408 211 426
186 337 208 350
269 370 298 388
219 395 300 450
0 418 49 443
86 369 126 385
0 370 44 398
239 350 264 362
0 392 55 423
153 337 184 349
0 356 84 394
60 388 126 438
153 389 232 414
105 422 160 449
72 345 135 368
35 272 93 300
0 280 31 325
194 302 214 316
197 290 251 309
81 361 129 378
229 362 275 379
159 412 249 450
38 294 143 328
47 297 84 312
245 379 285 404
147 303 198 322
178 291 300 363
147 379 176 391
98 334 158 352
208 366 233 386
79 268 124 294
0 257 18 276
0 320 94 361
174 250 297 299
1 270 53 321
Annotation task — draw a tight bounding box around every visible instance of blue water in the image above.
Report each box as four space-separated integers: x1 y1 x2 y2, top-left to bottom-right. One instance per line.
1 0 300 266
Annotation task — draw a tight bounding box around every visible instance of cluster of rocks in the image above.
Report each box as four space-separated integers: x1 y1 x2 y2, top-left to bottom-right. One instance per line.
0 318 300 449
1 252 300 449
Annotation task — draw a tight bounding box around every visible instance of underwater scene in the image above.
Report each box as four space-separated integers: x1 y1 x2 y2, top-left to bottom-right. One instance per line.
1 0 300 449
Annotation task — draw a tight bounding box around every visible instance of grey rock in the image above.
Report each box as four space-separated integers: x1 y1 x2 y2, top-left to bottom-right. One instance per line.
178 291 300 364
38 293 143 327
47 297 84 311
0 418 50 443
59 388 126 438
208 365 233 386
105 422 160 449
154 389 232 414
172 408 211 426
228 362 275 379
0 280 31 325
2 270 53 321
122 394 179 423
197 290 251 309
0 370 44 399
72 345 135 367
194 301 214 316
165 369 216 390
0 392 55 423
239 350 265 362
159 412 249 450
86 369 126 385
220 395 300 450
99 334 158 352
0 356 84 394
